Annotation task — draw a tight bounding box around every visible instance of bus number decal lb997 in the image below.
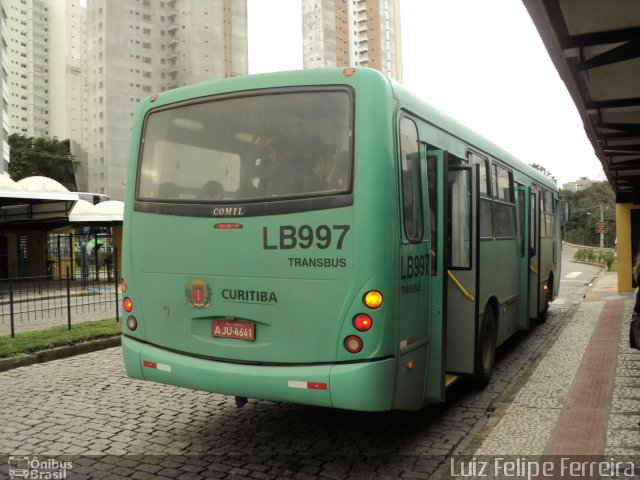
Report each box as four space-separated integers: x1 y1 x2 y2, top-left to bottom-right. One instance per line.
263 225 350 250
401 254 429 280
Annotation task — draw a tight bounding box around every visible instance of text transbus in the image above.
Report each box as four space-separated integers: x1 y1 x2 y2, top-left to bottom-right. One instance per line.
121 68 563 411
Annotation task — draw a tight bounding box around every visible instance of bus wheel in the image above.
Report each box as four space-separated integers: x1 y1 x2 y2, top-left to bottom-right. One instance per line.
472 306 496 388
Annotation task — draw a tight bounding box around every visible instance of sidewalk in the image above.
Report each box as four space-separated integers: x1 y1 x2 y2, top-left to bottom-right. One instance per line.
469 271 640 456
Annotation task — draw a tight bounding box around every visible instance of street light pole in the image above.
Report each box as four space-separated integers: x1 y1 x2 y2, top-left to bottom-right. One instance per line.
599 204 604 248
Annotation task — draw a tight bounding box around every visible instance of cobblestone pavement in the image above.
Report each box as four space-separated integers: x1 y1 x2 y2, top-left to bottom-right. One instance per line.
469 273 639 459
607 304 640 457
1 261 631 479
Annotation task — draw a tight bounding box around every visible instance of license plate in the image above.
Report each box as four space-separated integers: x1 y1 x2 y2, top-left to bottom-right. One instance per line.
211 319 255 341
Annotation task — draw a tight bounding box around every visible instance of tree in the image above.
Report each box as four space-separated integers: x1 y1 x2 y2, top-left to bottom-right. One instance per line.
8 134 78 191
562 181 616 247
530 163 558 184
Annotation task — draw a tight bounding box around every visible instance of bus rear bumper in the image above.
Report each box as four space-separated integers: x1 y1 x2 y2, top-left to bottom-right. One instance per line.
122 336 397 411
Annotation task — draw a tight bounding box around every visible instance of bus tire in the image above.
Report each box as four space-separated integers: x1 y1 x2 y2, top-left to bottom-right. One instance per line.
472 306 497 388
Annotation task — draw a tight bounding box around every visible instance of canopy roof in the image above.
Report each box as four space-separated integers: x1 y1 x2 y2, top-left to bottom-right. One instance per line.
0 175 124 228
69 200 124 224
523 0 640 203
0 176 78 228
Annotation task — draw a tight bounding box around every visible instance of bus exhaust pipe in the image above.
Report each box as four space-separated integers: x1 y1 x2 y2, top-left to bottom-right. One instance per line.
235 396 248 408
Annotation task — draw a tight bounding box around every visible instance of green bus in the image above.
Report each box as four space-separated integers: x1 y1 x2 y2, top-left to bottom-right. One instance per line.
121 67 563 411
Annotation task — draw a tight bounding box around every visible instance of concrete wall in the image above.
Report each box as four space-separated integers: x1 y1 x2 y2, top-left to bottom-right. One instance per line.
615 203 640 292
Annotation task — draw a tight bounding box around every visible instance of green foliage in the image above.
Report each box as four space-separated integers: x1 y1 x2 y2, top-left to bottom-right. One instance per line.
562 181 616 248
8 134 78 191
0 318 120 358
573 248 615 269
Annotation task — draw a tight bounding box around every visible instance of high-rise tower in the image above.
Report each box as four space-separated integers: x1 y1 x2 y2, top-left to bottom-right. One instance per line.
302 0 402 81
83 0 248 199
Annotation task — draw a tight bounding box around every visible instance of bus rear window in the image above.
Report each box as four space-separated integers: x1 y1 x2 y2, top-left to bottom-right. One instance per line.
136 89 353 204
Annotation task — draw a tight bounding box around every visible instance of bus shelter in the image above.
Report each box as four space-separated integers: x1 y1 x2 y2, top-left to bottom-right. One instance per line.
0 175 123 280
0 176 78 278
523 0 640 291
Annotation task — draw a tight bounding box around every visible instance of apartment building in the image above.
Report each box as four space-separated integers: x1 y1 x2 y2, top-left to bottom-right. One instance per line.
48 0 87 186
0 0 85 176
84 0 248 200
302 0 402 81
0 2 9 173
4 0 49 140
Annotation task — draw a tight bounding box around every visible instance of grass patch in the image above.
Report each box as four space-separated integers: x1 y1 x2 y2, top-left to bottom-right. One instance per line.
0 318 121 358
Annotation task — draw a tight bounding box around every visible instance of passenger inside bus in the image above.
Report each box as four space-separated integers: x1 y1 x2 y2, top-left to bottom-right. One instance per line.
303 136 333 192
252 136 295 196
202 180 224 200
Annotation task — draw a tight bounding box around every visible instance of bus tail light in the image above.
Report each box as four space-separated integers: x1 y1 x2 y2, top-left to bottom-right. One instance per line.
363 290 383 309
353 314 372 332
123 297 133 313
344 335 363 354
214 223 243 229
121 279 127 293
127 316 138 331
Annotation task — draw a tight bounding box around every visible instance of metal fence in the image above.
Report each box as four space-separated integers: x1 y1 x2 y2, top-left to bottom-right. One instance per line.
0 266 120 338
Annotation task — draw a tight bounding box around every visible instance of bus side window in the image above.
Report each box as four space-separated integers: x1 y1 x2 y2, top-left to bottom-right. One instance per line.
399 117 423 243
530 191 537 256
449 167 472 269
518 189 526 257
469 152 489 196
543 190 556 236
469 152 492 239
494 165 517 238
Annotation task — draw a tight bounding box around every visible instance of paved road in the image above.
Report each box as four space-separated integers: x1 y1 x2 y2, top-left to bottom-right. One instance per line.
0 252 598 479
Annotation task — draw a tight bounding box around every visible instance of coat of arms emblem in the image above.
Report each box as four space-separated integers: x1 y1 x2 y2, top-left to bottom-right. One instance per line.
186 279 211 309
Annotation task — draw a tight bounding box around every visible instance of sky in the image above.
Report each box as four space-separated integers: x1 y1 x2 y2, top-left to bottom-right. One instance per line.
246 0 605 186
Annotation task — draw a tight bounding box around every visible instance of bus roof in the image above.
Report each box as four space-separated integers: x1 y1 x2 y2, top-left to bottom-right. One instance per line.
384 74 559 192
139 67 558 192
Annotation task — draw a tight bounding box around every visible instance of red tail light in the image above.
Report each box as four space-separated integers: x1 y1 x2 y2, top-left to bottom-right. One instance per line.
353 314 373 332
214 223 243 229
344 335 363 354
123 297 133 313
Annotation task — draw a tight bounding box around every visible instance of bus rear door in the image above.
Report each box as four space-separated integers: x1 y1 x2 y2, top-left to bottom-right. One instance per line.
529 189 540 320
445 162 479 376
516 185 531 330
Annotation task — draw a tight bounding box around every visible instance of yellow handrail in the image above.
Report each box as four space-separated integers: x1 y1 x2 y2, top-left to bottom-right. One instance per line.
447 270 475 302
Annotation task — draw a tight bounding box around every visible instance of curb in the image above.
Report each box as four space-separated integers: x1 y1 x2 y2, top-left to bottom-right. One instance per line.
0 335 121 373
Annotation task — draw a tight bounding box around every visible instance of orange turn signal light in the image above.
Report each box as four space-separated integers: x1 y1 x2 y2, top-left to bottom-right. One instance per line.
363 290 383 309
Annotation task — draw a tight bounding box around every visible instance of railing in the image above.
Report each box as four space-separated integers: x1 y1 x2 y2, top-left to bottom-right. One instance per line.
0 266 120 338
